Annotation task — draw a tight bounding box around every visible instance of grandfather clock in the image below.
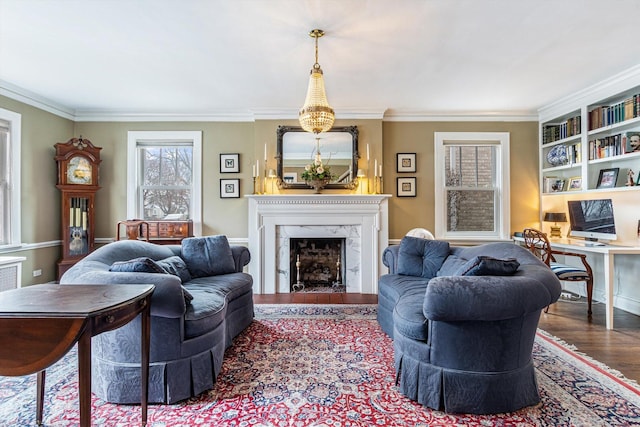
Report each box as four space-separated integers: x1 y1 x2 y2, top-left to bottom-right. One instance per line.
54 137 102 280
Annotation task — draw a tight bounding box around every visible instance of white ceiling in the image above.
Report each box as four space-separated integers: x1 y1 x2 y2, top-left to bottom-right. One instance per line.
2 0 640 121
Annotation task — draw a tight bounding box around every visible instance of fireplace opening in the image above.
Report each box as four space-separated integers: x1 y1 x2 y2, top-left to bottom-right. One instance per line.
290 238 346 292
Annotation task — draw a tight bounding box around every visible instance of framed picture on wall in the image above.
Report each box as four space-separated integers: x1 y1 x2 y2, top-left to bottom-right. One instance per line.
220 153 240 173
397 177 416 197
396 153 416 173
220 179 240 198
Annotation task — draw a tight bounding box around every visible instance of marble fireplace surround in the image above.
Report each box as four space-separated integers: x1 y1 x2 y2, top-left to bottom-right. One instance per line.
247 195 390 294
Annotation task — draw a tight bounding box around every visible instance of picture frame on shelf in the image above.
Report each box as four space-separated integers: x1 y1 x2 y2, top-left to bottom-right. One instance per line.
550 178 565 192
568 176 582 191
596 167 619 189
624 132 640 153
637 170 640 186
396 153 416 173
220 179 240 198
396 177 416 197
220 153 240 173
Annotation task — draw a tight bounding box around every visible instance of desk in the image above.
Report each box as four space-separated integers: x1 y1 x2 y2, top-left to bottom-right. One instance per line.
0 284 154 426
515 236 640 330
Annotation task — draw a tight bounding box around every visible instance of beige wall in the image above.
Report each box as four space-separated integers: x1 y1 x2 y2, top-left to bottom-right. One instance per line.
0 95 74 285
1 94 540 285
383 121 540 239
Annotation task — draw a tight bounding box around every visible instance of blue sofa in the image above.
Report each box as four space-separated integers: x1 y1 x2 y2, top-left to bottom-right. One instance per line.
60 236 254 404
378 238 561 414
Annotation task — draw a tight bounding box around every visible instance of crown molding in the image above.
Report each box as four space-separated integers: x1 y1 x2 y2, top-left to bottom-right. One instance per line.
73 110 255 122
538 64 640 122
382 110 538 122
0 80 75 120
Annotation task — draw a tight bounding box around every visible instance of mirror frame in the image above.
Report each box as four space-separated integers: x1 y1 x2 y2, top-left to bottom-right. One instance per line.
276 125 360 190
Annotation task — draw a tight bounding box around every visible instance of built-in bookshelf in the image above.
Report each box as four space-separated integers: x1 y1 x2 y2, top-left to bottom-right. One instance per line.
539 80 640 194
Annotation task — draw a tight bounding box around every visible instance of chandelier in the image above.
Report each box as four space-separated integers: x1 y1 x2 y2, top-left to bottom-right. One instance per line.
299 29 335 134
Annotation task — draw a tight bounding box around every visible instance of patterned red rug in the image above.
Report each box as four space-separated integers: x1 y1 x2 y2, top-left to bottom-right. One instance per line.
1 304 640 426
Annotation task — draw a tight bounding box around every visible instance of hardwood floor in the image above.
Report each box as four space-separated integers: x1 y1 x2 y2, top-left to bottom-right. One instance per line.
253 293 640 383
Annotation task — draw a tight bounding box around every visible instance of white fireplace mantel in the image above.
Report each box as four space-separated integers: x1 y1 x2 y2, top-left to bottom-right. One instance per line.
247 194 391 294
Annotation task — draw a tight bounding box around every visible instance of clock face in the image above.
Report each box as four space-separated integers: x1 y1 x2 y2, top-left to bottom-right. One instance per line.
66 155 93 184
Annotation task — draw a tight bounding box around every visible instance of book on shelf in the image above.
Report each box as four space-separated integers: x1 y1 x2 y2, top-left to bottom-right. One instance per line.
588 131 640 159
542 115 581 144
588 94 640 130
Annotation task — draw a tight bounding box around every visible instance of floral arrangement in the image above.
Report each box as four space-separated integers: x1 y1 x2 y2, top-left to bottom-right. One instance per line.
301 155 333 182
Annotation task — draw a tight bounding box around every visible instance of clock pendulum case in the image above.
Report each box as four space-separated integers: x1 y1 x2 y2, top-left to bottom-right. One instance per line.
54 137 102 280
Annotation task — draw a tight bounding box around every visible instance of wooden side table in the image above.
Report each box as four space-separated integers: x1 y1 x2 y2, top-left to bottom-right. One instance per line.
0 283 154 426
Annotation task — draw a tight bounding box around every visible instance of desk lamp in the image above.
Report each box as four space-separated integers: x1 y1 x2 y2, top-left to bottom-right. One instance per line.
544 212 567 238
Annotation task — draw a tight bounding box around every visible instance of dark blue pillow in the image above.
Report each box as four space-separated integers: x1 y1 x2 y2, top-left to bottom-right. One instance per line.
157 256 192 283
181 235 236 278
396 236 450 279
109 257 166 274
454 256 520 276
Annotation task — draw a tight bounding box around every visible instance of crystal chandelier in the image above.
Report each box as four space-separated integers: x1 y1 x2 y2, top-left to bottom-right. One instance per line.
299 29 335 134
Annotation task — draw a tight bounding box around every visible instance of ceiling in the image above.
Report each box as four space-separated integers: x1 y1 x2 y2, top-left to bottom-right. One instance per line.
2 0 640 121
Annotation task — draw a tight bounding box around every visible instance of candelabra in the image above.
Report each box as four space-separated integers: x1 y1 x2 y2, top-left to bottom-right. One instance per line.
293 254 305 292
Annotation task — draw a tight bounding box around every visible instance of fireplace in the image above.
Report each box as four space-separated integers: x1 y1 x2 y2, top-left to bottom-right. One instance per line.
290 238 346 292
247 194 390 294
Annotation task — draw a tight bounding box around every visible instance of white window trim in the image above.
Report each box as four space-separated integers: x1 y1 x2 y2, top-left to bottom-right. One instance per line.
434 131 510 241
127 131 202 236
0 108 21 250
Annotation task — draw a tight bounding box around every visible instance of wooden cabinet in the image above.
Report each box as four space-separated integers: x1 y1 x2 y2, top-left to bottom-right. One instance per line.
117 220 193 245
54 138 101 280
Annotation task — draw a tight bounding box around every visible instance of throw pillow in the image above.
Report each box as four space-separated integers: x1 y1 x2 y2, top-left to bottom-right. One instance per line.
454 256 520 276
157 256 192 283
181 235 236 278
396 236 450 279
109 257 167 274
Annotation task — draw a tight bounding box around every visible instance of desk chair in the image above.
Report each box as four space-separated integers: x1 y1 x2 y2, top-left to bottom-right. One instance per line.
116 219 150 242
523 228 594 317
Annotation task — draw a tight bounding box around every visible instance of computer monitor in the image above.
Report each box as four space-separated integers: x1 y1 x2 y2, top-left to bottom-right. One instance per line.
567 198 617 242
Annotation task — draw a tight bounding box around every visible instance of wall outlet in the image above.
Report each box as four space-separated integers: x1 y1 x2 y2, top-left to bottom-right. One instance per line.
32 269 42 277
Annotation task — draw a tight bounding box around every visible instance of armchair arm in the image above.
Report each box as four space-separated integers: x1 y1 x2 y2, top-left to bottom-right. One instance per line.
231 245 251 272
383 245 400 274
423 274 557 322
61 270 186 318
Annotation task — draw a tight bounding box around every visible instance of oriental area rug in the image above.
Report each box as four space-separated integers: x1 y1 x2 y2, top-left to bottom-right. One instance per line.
2 304 640 426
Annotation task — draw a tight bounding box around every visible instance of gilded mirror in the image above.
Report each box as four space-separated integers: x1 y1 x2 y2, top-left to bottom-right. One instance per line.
276 125 359 190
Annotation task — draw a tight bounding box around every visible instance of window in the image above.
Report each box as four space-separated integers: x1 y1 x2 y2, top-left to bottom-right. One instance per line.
127 131 202 235
0 108 21 249
434 132 510 240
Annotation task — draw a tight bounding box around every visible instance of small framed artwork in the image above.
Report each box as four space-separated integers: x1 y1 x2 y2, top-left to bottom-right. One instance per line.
220 179 240 198
568 176 582 191
596 167 619 189
220 153 240 173
396 153 416 173
397 177 416 197
283 172 298 183
636 170 640 186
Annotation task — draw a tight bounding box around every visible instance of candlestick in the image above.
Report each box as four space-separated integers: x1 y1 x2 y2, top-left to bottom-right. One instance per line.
366 144 370 161
252 164 256 178
264 144 267 162
252 176 258 194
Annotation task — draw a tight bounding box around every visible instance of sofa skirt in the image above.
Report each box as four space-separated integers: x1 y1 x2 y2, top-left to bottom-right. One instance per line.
393 332 541 414
92 338 226 404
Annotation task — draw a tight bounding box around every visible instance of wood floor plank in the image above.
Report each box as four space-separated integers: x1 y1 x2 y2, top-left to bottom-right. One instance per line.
253 293 640 383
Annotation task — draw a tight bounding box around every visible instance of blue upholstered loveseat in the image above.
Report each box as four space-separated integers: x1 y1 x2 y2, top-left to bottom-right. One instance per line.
378 238 561 414
60 236 254 404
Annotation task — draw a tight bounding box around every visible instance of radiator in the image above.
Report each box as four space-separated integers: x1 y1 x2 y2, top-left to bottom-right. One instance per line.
0 257 25 291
